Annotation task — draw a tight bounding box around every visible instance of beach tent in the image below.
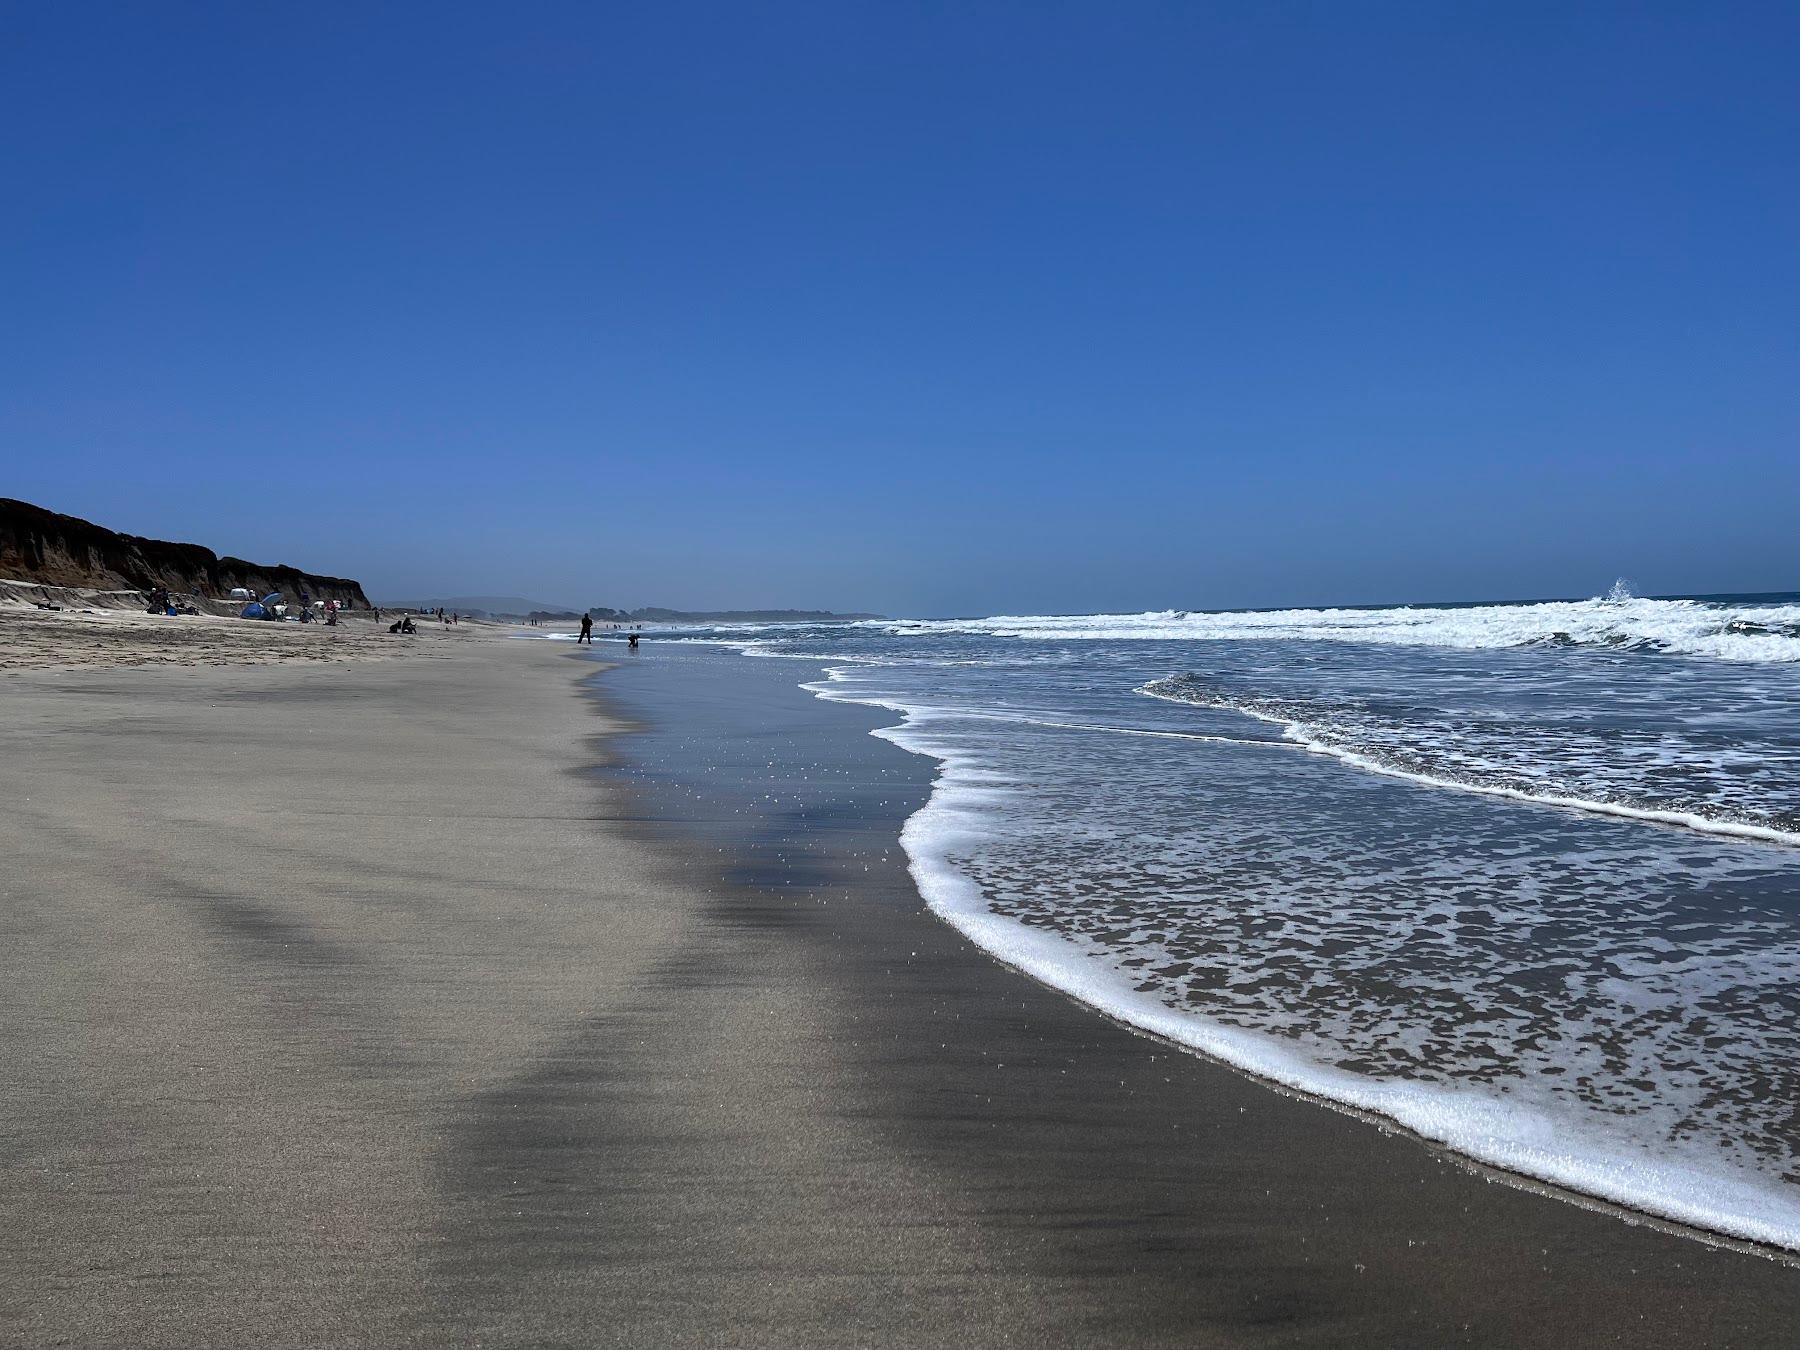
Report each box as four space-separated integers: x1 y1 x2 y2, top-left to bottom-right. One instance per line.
239 592 286 621
229 587 252 600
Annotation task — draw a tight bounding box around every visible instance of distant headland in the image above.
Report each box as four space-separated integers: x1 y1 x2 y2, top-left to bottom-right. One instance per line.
0 497 371 609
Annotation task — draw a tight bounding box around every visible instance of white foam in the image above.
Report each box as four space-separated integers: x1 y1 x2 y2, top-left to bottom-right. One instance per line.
872 596 1800 663
793 662 1800 1254
892 724 1800 1250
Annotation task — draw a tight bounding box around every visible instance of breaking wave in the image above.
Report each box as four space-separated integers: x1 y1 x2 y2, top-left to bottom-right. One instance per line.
876 593 1800 662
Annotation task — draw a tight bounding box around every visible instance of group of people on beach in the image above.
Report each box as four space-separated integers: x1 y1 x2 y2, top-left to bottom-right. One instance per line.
386 607 457 633
295 596 341 626
143 586 200 616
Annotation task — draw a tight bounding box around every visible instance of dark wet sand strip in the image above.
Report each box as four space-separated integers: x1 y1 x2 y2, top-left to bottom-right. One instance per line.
3 638 1798 1347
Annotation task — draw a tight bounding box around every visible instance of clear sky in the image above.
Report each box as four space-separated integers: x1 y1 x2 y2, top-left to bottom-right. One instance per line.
4 2 1796 615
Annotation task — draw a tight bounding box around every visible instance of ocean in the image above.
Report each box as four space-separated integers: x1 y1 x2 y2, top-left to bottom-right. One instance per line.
566 590 1800 1251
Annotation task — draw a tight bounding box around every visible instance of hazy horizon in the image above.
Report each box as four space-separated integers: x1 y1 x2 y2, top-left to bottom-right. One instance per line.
6 5 1797 615
356 578 1800 622
12 488 1799 620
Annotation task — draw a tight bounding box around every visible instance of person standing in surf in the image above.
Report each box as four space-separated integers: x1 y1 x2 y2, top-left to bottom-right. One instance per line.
577 612 594 645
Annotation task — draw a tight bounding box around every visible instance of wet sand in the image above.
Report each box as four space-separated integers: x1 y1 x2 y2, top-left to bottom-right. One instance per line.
4 636 1799 1346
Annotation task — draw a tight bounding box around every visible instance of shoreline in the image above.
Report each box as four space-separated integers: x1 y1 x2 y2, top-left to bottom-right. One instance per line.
5 635 1799 1345
878 711 1800 1257
582 642 1800 1344
664 636 1800 1247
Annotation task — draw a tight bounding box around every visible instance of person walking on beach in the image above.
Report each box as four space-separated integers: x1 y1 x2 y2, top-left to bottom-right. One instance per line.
578 612 594 645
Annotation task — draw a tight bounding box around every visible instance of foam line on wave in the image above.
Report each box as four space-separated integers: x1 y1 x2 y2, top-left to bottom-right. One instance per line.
1137 681 1800 849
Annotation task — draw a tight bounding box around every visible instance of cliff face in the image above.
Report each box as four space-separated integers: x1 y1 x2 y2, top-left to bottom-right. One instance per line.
0 499 372 607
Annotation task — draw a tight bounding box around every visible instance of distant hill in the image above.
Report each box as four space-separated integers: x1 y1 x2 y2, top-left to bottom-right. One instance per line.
0 498 371 607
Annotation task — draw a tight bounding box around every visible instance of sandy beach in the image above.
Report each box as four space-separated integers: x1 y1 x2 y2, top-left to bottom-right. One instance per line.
5 632 1800 1346
0 597 461 672
0 636 668 1344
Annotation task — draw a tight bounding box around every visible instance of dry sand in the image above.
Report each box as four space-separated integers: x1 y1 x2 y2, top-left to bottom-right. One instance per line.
4 634 1799 1347
1 640 669 1346
0 598 473 672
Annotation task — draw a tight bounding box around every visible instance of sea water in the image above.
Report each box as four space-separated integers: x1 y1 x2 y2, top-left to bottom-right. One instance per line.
582 591 1800 1249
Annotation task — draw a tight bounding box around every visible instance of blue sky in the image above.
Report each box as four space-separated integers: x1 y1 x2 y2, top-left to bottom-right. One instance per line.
4 2 1796 615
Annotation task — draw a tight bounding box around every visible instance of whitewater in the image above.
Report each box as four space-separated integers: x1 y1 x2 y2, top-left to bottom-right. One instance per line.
578 590 1800 1251
883 592 1800 662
